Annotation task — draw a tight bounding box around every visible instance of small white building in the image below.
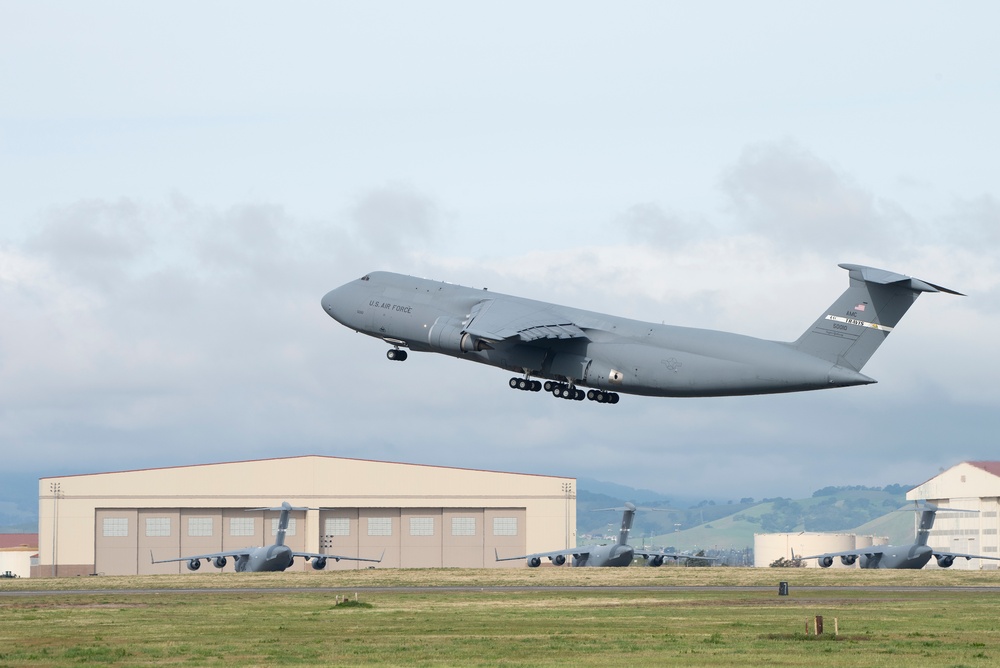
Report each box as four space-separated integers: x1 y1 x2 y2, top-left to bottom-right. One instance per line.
907 461 1000 570
0 534 37 579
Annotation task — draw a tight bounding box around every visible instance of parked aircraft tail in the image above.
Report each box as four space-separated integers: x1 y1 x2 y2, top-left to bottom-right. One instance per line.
791 264 963 372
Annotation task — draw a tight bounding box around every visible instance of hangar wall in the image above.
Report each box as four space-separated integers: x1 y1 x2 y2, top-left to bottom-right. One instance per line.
35 455 575 576
907 461 1000 570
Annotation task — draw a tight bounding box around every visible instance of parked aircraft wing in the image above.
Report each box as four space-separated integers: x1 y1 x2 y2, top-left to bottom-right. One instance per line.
494 547 585 564
150 549 250 564
464 298 589 343
292 549 384 564
930 549 1000 562
798 547 885 561
634 548 718 561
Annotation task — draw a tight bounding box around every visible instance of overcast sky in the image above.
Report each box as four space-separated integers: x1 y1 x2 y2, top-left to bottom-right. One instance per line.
2 2 999 506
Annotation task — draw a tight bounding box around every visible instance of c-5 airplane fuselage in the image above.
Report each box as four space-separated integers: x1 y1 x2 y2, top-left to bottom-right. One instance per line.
321 265 960 403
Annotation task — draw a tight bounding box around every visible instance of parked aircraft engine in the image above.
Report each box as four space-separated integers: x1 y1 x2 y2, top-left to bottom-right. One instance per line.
187 559 201 571
840 555 857 566
646 555 664 567
818 556 834 568
936 555 955 568
528 557 542 568
550 554 566 566
212 556 227 569
311 557 327 570
427 317 491 354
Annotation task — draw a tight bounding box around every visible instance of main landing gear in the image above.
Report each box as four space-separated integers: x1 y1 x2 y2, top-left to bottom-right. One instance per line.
386 348 408 361
509 378 621 404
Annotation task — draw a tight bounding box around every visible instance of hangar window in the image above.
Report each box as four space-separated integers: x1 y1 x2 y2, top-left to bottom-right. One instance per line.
271 518 296 536
102 517 128 537
145 517 171 537
409 517 434 536
325 518 350 536
188 517 213 537
493 517 518 536
230 517 255 537
451 517 476 536
368 518 392 536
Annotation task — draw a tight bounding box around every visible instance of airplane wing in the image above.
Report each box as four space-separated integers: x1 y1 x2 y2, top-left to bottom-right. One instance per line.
464 299 589 343
292 550 384 564
931 549 1000 562
797 546 887 562
494 547 587 563
634 548 719 561
151 549 250 564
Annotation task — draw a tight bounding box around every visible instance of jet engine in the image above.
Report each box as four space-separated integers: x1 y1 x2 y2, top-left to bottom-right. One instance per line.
647 555 665 567
550 554 566 566
528 557 542 568
936 555 955 568
311 557 327 570
818 556 834 568
187 559 201 571
427 317 491 354
840 555 857 566
212 556 227 569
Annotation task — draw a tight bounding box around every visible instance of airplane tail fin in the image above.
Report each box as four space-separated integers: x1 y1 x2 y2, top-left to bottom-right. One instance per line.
791 264 963 372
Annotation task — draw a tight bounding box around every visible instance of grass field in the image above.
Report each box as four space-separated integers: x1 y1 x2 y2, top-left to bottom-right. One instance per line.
3 568 999 666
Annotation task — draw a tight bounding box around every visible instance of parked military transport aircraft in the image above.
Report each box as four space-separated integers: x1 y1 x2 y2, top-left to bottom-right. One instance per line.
151 502 383 573
799 503 1000 570
495 502 708 567
321 264 961 404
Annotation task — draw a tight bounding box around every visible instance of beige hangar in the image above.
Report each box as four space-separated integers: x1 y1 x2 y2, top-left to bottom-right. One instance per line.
35 455 576 577
907 461 1000 570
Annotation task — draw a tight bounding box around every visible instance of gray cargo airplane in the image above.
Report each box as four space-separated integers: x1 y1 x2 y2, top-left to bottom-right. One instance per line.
321 264 961 404
799 503 1000 570
151 502 383 573
495 502 707 567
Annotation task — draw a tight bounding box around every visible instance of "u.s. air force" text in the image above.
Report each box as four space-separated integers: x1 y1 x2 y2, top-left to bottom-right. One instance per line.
370 300 413 314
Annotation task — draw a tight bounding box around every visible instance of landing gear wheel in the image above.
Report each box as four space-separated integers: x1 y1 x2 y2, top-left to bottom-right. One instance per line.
387 349 408 361
543 381 554 392
509 378 519 389
531 380 542 392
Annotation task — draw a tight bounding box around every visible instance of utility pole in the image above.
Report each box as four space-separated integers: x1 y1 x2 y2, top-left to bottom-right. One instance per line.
50 482 61 577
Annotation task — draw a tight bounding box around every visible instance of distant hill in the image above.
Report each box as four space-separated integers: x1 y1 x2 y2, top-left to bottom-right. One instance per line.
576 480 911 551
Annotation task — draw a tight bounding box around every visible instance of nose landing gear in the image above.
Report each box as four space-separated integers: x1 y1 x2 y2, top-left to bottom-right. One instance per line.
386 348 408 361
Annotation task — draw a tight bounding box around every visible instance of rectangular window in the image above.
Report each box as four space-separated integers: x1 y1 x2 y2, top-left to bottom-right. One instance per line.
103 517 128 537
271 518 296 536
325 518 350 536
188 517 213 537
493 517 518 536
230 517 255 537
145 517 170 537
452 517 476 536
368 517 392 536
409 517 434 536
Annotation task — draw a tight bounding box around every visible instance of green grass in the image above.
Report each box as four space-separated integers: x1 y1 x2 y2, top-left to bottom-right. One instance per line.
2 569 999 666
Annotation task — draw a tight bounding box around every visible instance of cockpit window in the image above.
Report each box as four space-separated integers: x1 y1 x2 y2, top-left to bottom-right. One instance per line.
361 275 370 281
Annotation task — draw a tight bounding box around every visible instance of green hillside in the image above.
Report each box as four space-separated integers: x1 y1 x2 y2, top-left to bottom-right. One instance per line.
625 487 910 552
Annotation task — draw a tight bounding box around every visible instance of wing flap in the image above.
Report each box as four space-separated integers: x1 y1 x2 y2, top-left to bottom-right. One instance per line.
465 298 589 343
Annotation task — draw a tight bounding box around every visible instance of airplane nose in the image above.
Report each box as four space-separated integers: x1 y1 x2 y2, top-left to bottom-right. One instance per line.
321 285 353 326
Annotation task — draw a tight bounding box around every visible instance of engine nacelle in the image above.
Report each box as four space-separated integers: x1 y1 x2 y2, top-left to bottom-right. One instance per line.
550 554 566 566
527 557 541 568
211 556 227 569
311 557 327 571
427 317 491 354
818 556 834 568
936 555 955 568
187 559 201 571
646 555 664 567
840 555 858 566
